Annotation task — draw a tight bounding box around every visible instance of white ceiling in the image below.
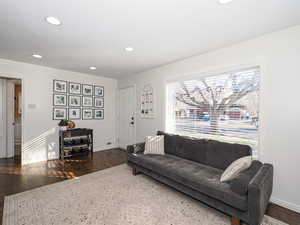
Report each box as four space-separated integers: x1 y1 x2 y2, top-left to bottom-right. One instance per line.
0 0 299 79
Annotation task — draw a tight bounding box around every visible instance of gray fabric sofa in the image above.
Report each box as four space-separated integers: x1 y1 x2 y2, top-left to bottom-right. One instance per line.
127 131 273 225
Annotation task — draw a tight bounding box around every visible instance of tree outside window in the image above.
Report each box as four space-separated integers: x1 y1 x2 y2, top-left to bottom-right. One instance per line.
166 67 260 152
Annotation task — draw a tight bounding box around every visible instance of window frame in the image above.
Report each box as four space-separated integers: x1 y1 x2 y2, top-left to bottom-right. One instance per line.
164 65 263 159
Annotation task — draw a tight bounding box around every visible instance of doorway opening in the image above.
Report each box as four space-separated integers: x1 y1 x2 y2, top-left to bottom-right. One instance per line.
0 77 22 164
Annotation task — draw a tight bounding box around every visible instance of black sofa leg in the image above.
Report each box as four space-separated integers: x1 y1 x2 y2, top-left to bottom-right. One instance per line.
132 168 140 176
231 217 240 225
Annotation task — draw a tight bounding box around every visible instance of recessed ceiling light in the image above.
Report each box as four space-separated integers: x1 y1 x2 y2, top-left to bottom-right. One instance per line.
89 66 97 70
45 16 62 26
125 47 134 52
32 54 42 59
219 0 233 4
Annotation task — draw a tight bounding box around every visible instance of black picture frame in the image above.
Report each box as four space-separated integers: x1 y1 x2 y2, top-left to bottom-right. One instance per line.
82 108 93 120
68 108 81 120
53 108 67 120
94 97 104 108
94 85 104 97
68 95 81 107
94 109 104 120
69 82 81 95
53 94 67 106
82 96 93 107
82 84 93 96
53 80 67 93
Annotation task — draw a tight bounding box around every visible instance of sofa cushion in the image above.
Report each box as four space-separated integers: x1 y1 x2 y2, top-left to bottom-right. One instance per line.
144 136 165 155
173 135 207 165
220 156 252 182
128 153 248 211
157 131 252 169
229 160 263 195
157 131 207 165
157 131 178 155
206 140 252 170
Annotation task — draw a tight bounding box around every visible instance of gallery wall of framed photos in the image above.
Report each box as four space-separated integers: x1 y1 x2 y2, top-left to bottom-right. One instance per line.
53 80 104 120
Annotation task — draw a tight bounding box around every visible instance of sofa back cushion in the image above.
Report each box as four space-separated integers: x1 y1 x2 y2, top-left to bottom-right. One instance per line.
173 135 207 164
157 131 252 170
157 131 207 164
157 131 177 154
206 140 252 170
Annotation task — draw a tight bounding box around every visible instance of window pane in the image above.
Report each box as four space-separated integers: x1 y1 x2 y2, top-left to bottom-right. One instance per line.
166 67 260 155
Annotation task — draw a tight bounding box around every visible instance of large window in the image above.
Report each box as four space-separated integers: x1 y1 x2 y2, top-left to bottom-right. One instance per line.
166 67 260 154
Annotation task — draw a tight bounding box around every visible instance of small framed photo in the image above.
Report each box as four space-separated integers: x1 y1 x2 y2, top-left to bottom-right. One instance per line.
69 82 81 95
94 86 104 97
69 108 81 120
82 96 93 107
53 94 67 106
53 80 67 93
94 97 104 108
53 108 67 120
94 109 104 120
82 109 93 120
69 95 81 107
82 84 93 96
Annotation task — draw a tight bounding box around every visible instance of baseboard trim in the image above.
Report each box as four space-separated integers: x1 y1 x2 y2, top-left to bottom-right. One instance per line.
93 145 119 152
271 197 300 214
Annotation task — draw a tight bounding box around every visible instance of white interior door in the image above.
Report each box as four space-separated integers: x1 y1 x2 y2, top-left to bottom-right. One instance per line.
0 79 7 158
119 86 135 149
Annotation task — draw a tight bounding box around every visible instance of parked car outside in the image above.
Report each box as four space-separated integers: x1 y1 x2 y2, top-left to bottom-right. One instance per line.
203 114 210 121
219 115 230 121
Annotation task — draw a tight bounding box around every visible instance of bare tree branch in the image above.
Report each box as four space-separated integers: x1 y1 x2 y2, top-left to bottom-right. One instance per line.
178 83 208 107
201 80 216 107
225 82 258 107
175 74 259 134
196 87 209 104
175 96 202 108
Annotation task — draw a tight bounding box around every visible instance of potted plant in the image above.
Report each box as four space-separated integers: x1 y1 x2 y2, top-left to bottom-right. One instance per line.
68 120 76 129
58 119 69 130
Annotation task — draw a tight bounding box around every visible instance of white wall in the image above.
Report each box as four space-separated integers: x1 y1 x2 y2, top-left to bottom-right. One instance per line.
0 58 118 165
118 25 300 212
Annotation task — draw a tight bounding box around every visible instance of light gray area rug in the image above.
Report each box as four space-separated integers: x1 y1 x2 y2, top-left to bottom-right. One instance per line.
3 165 287 225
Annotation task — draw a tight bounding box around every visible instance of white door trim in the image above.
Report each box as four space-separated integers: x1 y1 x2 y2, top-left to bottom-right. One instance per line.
0 75 23 163
20 78 24 164
6 81 15 158
118 85 136 148
0 79 7 158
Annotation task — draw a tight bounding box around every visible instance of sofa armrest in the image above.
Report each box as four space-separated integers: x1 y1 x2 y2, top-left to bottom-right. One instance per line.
248 164 273 225
127 142 145 155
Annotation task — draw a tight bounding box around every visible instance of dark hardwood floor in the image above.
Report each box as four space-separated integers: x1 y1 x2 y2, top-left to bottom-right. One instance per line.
0 148 299 225
266 203 300 225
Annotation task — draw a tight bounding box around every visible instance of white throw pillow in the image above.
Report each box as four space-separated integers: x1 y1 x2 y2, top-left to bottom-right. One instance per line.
144 135 165 155
220 156 252 182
